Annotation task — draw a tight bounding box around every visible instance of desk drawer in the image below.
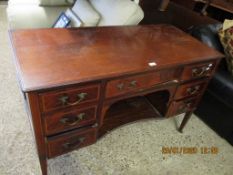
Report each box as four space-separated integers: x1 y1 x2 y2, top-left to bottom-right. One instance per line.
47 127 97 158
174 80 207 100
106 69 181 98
167 98 198 117
44 106 97 136
181 61 215 81
39 84 100 113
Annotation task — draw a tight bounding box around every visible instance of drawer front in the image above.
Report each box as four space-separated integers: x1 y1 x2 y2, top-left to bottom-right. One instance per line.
106 69 181 98
174 80 207 100
167 98 198 117
47 127 97 158
181 61 215 81
44 106 97 136
39 84 100 113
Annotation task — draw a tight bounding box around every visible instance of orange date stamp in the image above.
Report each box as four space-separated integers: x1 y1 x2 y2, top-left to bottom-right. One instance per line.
161 146 219 154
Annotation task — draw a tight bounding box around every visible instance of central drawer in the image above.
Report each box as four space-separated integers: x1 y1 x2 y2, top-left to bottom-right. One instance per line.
105 69 181 98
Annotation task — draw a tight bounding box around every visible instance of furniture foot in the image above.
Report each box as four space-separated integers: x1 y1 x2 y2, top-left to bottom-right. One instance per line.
39 157 47 175
178 111 193 133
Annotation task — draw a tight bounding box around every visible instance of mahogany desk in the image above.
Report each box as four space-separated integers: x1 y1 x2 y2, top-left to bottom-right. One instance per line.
9 25 223 175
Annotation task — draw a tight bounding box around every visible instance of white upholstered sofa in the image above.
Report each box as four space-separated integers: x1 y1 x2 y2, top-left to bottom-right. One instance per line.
7 0 144 29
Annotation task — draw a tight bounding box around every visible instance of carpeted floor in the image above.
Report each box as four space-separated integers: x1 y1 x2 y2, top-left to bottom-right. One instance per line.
0 4 233 175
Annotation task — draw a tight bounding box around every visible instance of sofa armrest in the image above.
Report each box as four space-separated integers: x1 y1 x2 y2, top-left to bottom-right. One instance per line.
188 23 228 70
189 23 223 52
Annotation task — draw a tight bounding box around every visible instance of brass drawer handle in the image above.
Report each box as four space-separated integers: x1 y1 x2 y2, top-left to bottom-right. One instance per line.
187 85 200 95
60 113 86 126
185 102 192 108
62 137 85 149
59 92 87 106
192 67 207 77
129 80 137 88
117 83 124 90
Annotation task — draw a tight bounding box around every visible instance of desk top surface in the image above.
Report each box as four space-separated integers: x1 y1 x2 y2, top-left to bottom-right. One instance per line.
10 24 223 92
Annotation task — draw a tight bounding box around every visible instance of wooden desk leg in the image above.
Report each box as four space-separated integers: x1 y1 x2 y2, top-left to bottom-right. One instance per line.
39 157 47 175
27 93 48 175
178 111 193 133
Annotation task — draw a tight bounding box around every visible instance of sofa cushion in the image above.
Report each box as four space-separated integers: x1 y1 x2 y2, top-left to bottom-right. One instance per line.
7 5 67 29
39 0 75 6
89 0 144 26
72 0 101 26
189 24 223 52
8 0 40 5
8 0 74 6
219 25 233 76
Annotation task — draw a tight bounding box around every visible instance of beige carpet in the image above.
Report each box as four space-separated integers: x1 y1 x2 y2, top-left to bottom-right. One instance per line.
0 5 233 175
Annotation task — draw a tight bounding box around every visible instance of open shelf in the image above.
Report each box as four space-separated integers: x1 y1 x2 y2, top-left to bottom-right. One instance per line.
98 90 170 137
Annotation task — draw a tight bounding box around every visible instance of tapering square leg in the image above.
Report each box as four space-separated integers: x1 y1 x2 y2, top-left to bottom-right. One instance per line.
178 111 193 133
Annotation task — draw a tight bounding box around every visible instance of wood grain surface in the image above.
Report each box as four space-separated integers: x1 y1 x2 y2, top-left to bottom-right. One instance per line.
10 25 223 92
